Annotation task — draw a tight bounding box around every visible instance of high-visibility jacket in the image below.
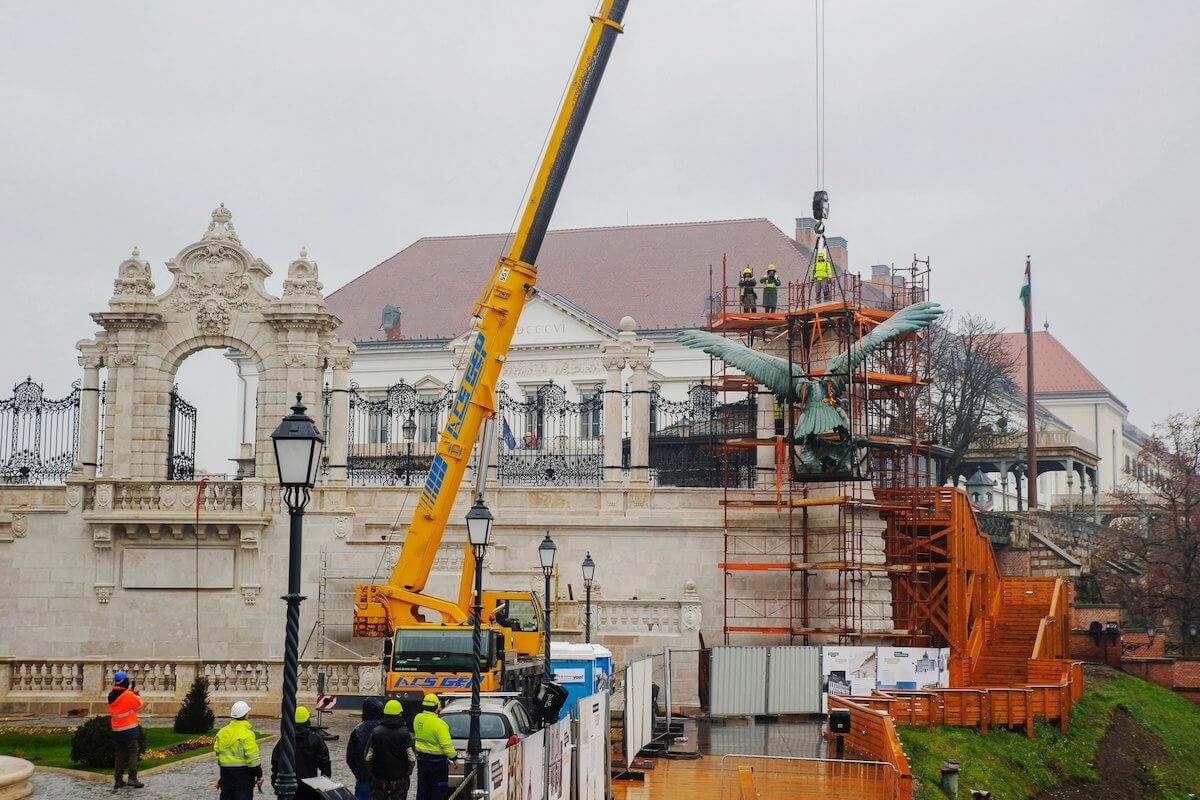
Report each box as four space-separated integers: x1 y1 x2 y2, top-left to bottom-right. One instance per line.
107 685 143 733
812 256 832 280
413 710 456 758
760 273 782 288
214 719 262 769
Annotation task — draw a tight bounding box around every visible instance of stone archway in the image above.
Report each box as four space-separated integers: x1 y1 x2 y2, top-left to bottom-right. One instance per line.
77 205 353 480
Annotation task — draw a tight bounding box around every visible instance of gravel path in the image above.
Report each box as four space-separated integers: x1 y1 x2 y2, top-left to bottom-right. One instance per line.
22 714 360 800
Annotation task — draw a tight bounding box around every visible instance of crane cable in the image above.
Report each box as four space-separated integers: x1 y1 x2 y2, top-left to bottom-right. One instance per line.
814 0 826 190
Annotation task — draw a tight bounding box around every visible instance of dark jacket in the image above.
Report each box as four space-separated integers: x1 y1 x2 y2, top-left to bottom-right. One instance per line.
366 716 415 782
346 697 385 782
271 721 331 794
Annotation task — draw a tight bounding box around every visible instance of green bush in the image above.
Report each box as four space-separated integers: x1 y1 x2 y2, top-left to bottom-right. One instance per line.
174 677 215 734
69 716 146 767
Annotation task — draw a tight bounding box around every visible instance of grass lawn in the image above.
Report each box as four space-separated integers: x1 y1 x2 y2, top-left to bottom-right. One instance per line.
0 726 219 773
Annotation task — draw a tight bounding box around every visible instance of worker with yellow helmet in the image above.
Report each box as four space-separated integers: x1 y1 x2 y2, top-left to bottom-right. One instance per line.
812 251 833 302
269 706 331 800
760 264 782 312
413 694 458 800
738 266 758 312
366 699 416 800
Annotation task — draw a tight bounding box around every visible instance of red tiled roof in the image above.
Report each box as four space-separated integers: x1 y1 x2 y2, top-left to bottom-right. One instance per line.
990 331 1111 395
326 219 814 342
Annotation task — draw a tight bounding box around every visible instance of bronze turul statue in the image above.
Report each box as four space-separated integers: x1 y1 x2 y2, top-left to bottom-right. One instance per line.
677 301 943 473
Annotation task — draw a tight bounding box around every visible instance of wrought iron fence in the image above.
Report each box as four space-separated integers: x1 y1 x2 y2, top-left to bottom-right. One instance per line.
496 381 604 486
645 384 757 487
0 378 81 484
166 385 197 481
347 381 453 486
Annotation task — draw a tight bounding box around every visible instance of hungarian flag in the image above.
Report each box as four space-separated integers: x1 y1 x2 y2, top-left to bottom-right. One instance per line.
1019 257 1031 333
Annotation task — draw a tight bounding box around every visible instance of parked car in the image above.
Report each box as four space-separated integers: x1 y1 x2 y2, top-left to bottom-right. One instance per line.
441 694 535 786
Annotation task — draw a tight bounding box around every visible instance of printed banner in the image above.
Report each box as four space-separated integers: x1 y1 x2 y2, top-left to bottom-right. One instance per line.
876 647 942 690
820 646 877 710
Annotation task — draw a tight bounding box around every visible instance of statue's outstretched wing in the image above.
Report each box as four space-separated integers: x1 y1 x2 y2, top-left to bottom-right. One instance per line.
676 330 794 398
824 301 944 391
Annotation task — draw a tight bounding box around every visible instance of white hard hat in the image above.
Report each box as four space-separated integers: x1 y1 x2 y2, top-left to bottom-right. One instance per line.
230 701 251 719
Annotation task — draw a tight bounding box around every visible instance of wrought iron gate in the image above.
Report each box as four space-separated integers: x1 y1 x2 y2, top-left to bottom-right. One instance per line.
646 384 757 487
166 385 197 480
0 378 81 484
496 381 604 486
346 381 453 486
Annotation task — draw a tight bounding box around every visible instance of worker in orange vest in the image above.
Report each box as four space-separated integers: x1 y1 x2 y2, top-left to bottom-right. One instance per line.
108 670 145 791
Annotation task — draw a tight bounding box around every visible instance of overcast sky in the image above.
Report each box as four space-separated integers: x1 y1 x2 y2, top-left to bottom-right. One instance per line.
2 1 1197 472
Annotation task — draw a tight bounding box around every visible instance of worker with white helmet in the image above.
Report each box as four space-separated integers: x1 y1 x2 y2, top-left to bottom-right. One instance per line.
214 700 262 800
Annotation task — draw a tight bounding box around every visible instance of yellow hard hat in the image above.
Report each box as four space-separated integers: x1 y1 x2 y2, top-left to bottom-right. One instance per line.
422 693 440 708
816 252 827 260
383 699 403 716
767 264 776 271
742 267 753 275
295 706 311 724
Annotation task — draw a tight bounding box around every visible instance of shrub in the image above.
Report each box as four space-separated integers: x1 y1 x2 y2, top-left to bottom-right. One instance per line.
70 716 146 767
174 677 215 734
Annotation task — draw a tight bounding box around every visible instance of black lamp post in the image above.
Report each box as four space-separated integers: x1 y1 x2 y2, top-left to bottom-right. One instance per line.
464 496 493 794
401 412 417 485
538 532 557 677
270 393 324 800
582 552 596 644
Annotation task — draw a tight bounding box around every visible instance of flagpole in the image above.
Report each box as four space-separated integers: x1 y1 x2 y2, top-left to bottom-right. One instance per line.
1024 255 1038 511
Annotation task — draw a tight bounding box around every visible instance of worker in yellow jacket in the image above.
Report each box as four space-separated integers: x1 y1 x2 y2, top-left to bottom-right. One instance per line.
812 251 833 302
760 264 782 312
413 694 459 800
214 701 262 800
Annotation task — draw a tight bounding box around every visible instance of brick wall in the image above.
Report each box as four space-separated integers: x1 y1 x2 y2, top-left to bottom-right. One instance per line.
1121 658 1200 703
1069 604 1124 665
996 548 1030 576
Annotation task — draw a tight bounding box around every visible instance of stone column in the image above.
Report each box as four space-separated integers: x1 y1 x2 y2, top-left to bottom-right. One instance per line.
1065 458 1075 514
629 356 652 486
756 391 776 485
326 352 353 483
600 354 626 485
77 352 103 478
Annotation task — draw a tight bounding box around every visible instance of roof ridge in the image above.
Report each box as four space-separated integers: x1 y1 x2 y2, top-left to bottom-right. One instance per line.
414 217 774 243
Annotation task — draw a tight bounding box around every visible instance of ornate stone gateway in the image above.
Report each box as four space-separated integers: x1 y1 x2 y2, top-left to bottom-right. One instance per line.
76 205 353 480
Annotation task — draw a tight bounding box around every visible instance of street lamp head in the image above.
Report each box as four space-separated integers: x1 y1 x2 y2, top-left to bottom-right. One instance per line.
582 551 596 583
538 531 557 574
465 496 494 549
271 393 325 488
402 412 417 443
1189 621 1199 638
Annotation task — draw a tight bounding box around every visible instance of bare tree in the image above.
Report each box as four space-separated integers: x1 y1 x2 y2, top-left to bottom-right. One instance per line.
927 313 1020 482
1094 413 1200 655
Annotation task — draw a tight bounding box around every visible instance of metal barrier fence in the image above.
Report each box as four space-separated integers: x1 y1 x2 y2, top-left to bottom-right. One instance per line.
718 754 902 800
0 378 80 484
496 381 603 486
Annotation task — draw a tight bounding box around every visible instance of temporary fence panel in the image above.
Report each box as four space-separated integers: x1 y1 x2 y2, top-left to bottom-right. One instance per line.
710 646 769 716
623 657 654 766
547 717 572 800
576 691 608 800
521 727 545 800
766 646 822 714
485 743 519 800
875 647 942 691
820 646 878 711
718 754 903 800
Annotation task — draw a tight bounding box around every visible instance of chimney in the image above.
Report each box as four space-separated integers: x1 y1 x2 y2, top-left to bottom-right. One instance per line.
795 217 818 251
380 305 403 341
826 236 848 269
870 264 891 282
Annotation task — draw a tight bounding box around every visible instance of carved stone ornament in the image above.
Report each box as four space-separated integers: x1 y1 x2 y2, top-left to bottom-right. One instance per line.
681 602 702 632
358 664 382 694
601 355 627 371
329 355 354 371
92 525 113 547
334 516 350 539
109 353 139 367
282 248 325 298
66 485 83 509
242 483 262 511
95 584 114 604
11 514 26 537
204 203 242 244
283 353 316 368
112 247 156 298
501 358 604 378
196 298 232 335
95 484 113 509
240 585 260 605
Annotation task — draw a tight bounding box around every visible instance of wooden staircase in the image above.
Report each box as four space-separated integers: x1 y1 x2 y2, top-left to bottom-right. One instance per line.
969 578 1059 686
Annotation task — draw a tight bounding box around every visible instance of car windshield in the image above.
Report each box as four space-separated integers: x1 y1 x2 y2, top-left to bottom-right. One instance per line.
391 629 478 671
443 711 509 740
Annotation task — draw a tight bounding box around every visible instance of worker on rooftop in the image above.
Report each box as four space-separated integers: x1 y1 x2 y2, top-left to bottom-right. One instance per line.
738 266 758 312
812 251 833 303
760 264 782 312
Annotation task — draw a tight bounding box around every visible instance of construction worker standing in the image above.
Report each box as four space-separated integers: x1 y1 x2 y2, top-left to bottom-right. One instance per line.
107 670 144 792
738 267 758 312
760 264 782 312
812 251 833 302
366 699 416 800
214 701 262 800
413 694 459 800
